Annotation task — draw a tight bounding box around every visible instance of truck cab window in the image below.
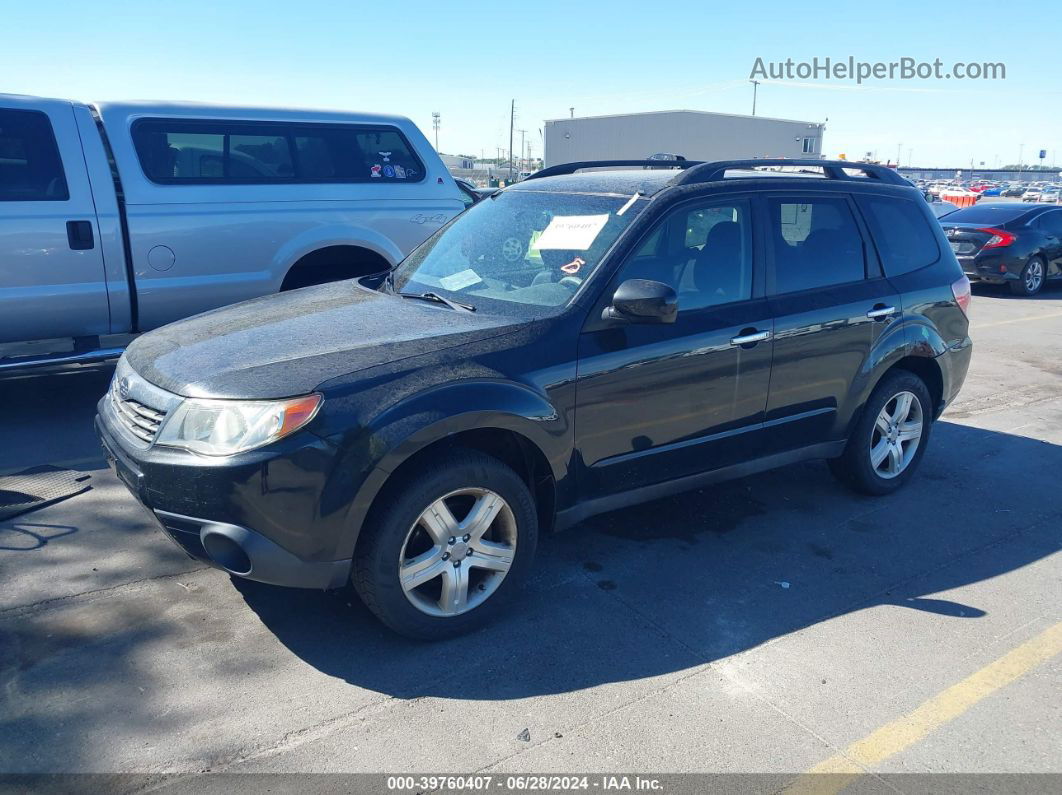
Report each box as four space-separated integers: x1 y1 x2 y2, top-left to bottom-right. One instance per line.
0 109 69 201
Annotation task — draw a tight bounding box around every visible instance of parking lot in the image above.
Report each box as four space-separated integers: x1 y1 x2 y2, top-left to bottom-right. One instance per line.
1 281 1060 787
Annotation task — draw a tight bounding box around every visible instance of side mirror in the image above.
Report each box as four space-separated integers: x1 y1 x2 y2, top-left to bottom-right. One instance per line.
602 279 678 324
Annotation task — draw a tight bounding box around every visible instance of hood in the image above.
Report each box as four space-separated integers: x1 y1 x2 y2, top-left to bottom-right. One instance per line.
125 282 518 399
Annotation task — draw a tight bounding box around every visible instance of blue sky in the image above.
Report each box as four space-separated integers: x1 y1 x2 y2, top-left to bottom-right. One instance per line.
4 0 1059 168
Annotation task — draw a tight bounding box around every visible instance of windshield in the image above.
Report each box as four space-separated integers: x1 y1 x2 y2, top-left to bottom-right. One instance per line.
392 189 646 312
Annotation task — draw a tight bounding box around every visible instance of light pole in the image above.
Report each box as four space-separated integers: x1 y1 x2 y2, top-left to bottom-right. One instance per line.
749 80 760 116
431 112 440 151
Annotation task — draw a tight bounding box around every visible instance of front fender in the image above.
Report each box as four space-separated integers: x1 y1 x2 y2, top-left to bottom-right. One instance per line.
323 380 569 560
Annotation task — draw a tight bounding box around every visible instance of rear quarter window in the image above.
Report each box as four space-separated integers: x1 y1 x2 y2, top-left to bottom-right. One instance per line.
856 196 941 277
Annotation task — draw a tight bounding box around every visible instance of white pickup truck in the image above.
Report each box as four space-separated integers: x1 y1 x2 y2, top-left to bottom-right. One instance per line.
0 94 470 370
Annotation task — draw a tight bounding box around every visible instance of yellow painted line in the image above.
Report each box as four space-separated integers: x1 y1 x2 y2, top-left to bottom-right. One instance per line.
976 309 1062 330
785 620 1062 795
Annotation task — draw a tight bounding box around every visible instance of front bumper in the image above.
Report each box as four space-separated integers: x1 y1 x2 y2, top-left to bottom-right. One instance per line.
95 411 351 590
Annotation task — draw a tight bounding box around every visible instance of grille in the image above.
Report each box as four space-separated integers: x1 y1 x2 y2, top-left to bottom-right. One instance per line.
110 379 167 444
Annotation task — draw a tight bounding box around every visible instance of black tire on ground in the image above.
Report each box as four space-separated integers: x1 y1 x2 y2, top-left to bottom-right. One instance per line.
352 449 538 640
1009 257 1046 297
828 370 934 496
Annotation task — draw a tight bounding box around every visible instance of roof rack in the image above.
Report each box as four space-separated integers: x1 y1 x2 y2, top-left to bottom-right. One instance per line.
523 160 702 181
523 158 909 187
671 159 909 186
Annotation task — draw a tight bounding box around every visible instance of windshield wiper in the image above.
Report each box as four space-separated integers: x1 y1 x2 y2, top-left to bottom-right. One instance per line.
399 291 476 312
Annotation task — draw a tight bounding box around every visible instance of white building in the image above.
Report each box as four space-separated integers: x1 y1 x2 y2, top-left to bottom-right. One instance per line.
543 110 825 167
439 154 476 170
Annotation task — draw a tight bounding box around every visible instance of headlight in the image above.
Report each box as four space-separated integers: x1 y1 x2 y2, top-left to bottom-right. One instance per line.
155 394 322 456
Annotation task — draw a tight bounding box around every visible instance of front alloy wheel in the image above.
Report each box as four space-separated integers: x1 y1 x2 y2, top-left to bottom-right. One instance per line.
400 488 517 617
353 449 538 639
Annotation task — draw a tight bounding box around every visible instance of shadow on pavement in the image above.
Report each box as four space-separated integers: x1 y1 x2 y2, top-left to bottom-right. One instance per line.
230 420 1061 698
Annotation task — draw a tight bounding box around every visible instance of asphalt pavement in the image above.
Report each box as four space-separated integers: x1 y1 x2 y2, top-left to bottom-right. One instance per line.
0 278 1059 791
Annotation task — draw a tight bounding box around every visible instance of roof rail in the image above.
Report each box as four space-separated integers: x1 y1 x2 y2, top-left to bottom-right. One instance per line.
670 159 909 186
523 160 703 181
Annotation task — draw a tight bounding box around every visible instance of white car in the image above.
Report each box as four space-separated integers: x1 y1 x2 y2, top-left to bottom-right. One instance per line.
1023 188 1043 202
1039 190 1061 204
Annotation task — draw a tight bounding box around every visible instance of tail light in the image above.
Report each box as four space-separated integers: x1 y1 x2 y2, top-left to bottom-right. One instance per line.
979 228 1016 249
952 275 972 316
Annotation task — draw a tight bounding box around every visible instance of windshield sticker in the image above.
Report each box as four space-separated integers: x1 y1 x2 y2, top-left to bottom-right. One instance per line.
560 256 585 275
439 269 483 291
394 165 407 179
383 165 395 178
531 214 610 251
370 164 382 178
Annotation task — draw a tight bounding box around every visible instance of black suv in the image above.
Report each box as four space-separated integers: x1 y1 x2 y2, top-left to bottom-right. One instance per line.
96 159 973 639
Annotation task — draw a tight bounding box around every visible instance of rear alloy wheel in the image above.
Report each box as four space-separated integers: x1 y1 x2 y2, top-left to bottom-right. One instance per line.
868 391 924 480
353 450 537 639
1010 257 1045 296
829 371 933 495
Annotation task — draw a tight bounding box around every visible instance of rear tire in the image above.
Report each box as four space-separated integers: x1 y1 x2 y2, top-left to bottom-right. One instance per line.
829 371 933 496
352 449 538 640
1009 257 1046 296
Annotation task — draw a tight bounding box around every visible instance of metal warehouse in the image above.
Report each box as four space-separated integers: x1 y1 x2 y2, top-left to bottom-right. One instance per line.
543 109 825 167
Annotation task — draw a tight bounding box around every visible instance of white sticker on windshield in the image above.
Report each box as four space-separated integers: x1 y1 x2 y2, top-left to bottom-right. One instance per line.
438 268 483 291
531 214 610 251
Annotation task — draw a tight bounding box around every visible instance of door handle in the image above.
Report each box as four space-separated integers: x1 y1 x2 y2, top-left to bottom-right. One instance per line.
866 305 897 320
66 220 94 250
730 329 771 347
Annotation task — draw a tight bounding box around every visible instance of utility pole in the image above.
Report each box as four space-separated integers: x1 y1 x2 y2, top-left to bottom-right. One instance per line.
749 79 759 116
569 107 574 118
1018 143 1024 173
509 99 515 183
897 143 902 168
518 129 527 173
431 112 440 152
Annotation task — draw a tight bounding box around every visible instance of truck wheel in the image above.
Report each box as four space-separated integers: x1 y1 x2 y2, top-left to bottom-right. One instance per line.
829 371 933 496
352 449 538 640
1009 257 1045 296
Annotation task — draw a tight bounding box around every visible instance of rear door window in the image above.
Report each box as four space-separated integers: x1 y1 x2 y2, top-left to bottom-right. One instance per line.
0 108 69 201
856 195 941 276
768 196 866 294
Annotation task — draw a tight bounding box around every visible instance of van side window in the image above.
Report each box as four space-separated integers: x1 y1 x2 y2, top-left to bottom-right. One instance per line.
0 109 69 201
132 120 425 184
855 195 941 276
768 196 865 293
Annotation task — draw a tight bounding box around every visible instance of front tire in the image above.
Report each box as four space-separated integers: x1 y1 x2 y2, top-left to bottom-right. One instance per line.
352 449 538 640
829 371 933 496
1009 257 1046 296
